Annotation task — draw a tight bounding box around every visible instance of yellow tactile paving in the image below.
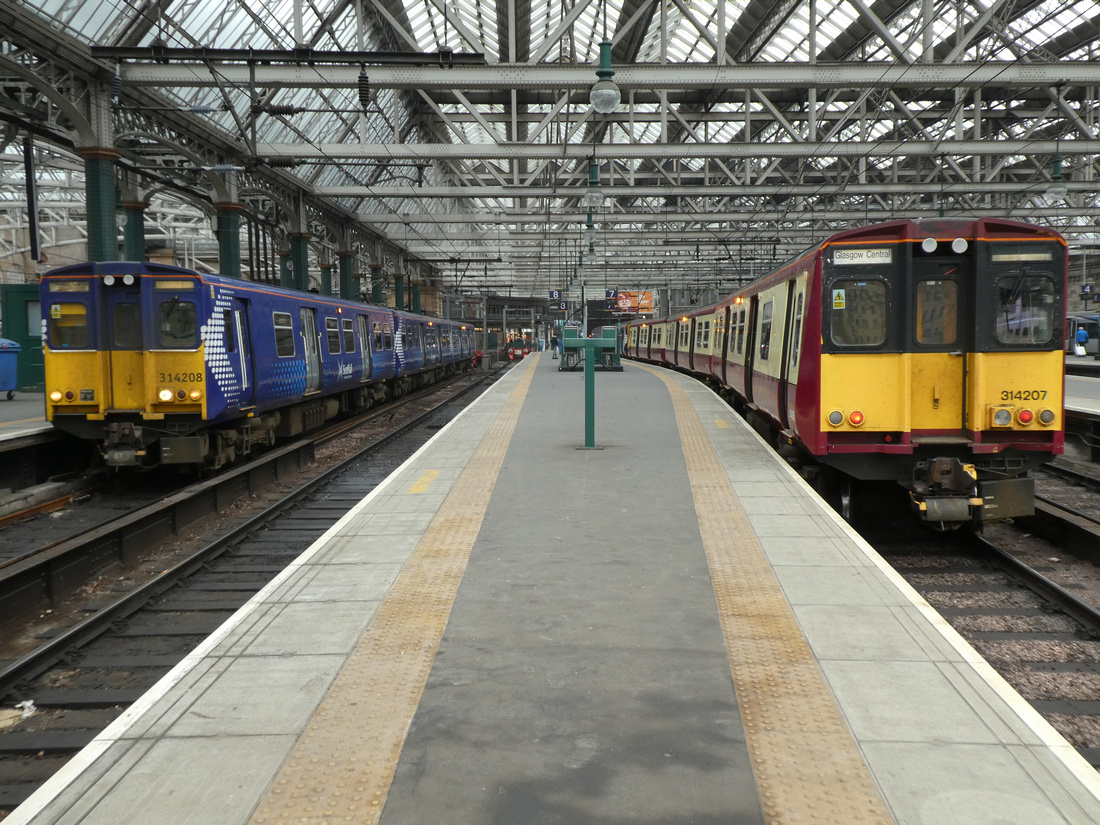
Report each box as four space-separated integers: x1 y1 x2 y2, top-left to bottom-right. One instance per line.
249 357 539 825
641 365 896 825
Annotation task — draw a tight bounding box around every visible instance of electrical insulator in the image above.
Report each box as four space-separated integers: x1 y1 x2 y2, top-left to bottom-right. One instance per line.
358 71 371 111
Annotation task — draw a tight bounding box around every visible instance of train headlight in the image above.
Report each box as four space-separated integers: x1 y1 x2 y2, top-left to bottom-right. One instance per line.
49 390 62 402
1039 409 1056 426
189 390 202 401
848 410 865 426
1017 409 1034 425
158 388 175 402
102 275 115 286
176 389 187 401
827 411 843 426
992 408 1012 427
64 391 74 401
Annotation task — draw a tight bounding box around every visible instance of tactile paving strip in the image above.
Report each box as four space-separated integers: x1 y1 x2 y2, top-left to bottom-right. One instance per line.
641 365 896 825
249 357 539 825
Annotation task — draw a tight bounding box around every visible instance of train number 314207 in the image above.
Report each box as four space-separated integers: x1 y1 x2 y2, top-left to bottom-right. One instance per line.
1000 389 1047 401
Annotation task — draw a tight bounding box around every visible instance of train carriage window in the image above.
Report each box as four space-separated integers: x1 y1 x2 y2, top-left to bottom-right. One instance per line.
342 319 355 352
325 317 341 353
384 324 394 350
737 309 746 354
273 312 295 356
829 280 887 347
372 321 384 351
158 299 196 348
48 303 88 348
993 272 1056 346
223 310 236 353
113 303 142 349
701 320 711 349
791 293 804 368
759 301 773 360
916 280 958 345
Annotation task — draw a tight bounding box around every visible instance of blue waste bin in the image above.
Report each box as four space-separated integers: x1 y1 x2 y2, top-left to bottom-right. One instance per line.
0 338 20 400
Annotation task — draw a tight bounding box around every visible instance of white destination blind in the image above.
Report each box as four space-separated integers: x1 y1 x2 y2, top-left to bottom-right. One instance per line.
833 247 893 265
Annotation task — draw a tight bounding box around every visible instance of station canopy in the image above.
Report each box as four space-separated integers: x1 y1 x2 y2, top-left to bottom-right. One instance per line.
3 0 1100 295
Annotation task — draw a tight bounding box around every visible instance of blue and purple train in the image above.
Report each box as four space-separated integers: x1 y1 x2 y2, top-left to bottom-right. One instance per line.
41 261 476 469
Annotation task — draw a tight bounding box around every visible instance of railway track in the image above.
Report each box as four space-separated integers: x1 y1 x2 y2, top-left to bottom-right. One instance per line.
0 367 502 814
867 477 1100 771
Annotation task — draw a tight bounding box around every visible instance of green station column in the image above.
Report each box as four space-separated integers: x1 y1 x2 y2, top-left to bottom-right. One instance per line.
319 262 333 296
370 264 384 304
338 251 357 300
279 248 293 289
214 203 243 278
78 148 121 262
120 201 147 262
290 233 310 292
393 273 405 310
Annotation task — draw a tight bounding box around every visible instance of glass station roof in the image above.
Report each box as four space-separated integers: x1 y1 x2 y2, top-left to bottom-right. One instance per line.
4 0 1100 291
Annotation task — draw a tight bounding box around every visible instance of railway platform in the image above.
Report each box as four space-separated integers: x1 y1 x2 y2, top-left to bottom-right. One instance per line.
8 354 1100 825
0 391 49 441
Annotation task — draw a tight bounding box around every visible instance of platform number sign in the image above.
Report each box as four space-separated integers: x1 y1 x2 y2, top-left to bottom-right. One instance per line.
605 290 618 299
1083 284 1094 295
550 290 563 300
555 300 568 310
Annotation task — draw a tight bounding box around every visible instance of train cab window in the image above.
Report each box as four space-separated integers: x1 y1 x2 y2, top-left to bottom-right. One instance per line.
273 312 295 356
759 301 773 360
993 273 1056 346
157 299 196 348
48 303 88 348
342 319 355 352
223 310 236 353
916 280 958 345
325 318 341 353
790 293 804 368
113 303 143 349
828 280 887 347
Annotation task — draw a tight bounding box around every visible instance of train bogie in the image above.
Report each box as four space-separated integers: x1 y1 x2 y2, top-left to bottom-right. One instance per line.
41 262 474 470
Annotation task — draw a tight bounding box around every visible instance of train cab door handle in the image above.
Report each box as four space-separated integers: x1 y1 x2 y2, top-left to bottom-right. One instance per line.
948 351 963 357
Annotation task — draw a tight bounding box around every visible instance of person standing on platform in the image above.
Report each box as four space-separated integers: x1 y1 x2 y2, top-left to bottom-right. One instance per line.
551 334 560 359
1076 325 1089 356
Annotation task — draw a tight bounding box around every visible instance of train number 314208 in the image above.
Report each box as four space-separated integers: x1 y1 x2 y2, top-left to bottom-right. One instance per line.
1000 389 1047 400
159 372 204 383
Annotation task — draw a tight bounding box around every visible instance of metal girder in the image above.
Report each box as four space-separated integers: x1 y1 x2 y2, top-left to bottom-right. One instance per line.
271 139 1100 160
118 61 1100 90
323 181 1089 198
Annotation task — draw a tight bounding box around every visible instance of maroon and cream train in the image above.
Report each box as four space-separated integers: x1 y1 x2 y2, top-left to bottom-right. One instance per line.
625 218 1067 527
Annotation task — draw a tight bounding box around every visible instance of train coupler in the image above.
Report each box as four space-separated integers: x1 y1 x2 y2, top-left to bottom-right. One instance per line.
103 422 147 467
910 458 982 525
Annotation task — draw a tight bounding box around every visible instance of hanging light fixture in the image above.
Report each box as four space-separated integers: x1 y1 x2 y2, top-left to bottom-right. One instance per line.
582 158 604 209
1046 152 1067 199
590 39 620 114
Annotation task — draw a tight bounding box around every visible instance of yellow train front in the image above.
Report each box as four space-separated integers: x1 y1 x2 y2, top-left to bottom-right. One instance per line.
798 217 1066 526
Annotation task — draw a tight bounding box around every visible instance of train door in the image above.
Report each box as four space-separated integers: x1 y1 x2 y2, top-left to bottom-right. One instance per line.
721 306 732 385
743 297 760 403
910 255 971 434
105 283 145 410
224 298 254 408
776 282 797 429
300 307 321 393
357 315 374 380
